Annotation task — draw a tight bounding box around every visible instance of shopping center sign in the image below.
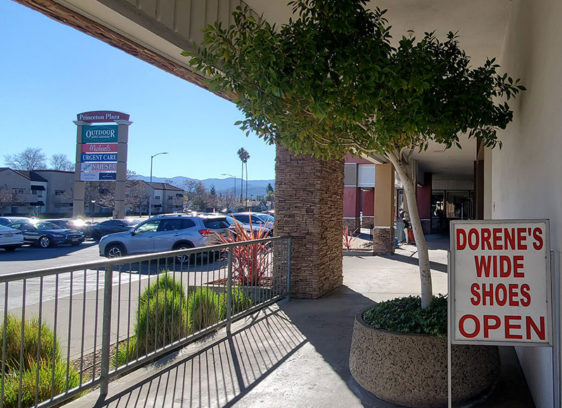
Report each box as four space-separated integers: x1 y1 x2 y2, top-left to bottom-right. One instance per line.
449 220 552 346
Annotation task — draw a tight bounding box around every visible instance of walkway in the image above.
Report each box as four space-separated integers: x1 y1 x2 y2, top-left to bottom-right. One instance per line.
66 235 534 407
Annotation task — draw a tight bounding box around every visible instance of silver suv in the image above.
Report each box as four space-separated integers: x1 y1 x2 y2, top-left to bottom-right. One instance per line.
99 214 230 258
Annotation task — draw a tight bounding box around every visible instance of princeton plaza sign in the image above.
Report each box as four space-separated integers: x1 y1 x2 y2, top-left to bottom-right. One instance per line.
73 111 131 218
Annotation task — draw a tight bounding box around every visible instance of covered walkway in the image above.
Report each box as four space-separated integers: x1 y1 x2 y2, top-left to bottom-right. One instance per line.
67 236 534 407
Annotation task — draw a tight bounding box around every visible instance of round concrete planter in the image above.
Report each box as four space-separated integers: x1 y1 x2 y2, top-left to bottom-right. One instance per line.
349 309 499 408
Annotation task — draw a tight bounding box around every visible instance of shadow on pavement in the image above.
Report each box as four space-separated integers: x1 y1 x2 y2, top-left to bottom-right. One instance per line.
87 307 308 407
379 252 448 273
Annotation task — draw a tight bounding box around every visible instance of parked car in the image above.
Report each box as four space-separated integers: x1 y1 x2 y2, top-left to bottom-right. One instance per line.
227 212 274 235
44 218 90 232
99 214 231 258
0 216 34 227
8 219 85 248
84 219 139 241
0 224 24 251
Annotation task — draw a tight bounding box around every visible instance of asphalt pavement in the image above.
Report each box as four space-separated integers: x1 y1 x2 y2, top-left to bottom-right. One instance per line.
0 240 102 274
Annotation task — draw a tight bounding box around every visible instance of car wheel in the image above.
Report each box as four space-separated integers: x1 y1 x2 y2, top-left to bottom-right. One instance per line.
92 232 101 242
173 242 194 263
39 236 52 248
105 243 126 258
4 246 17 252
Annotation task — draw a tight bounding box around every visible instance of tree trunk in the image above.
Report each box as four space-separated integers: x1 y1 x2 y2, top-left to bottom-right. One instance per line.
240 162 244 202
387 155 433 309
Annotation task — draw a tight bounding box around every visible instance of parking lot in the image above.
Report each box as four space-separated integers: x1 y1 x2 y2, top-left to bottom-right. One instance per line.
0 240 102 275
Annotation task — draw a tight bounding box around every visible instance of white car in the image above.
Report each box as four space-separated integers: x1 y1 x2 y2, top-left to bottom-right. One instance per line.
0 224 24 252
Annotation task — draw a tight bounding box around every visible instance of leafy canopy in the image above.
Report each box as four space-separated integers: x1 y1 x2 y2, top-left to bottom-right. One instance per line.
185 0 524 160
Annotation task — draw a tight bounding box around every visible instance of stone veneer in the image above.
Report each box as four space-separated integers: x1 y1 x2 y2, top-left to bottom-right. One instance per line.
274 146 344 299
343 218 360 231
372 226 394 255
361 216 374 229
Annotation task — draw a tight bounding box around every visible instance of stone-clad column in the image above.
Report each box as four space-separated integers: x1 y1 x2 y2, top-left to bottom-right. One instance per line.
274 146 343 299
373 163 395 254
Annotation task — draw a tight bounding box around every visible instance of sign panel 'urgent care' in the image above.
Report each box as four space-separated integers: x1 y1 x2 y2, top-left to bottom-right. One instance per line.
450 220 551 346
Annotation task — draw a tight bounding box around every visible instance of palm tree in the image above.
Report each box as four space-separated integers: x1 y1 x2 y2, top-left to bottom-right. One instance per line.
237 148 249 203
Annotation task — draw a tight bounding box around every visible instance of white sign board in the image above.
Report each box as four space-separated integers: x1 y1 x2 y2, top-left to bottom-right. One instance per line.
450 220 551 346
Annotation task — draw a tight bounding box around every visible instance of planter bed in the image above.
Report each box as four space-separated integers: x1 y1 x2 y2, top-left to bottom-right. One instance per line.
349 308 499 408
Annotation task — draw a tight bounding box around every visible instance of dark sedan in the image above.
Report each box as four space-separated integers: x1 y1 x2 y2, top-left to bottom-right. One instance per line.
84 219 139 241
9 220 85 248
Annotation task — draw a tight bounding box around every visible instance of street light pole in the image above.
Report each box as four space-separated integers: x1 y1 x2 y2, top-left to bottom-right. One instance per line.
221 173 236 199
149 152 168 217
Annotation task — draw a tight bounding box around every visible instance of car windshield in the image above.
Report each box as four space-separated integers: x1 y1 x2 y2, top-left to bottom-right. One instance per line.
134 220 160 234
232 214 251 224
37 222 60 230
257 214 274 223
203 218 230 229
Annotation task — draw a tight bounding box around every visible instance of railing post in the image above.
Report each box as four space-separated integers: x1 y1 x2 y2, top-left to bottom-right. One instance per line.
226 249 233 334
100 263 114 397
286 237 292 301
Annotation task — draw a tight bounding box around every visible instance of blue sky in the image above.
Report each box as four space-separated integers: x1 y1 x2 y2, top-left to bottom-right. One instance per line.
0 1 275 180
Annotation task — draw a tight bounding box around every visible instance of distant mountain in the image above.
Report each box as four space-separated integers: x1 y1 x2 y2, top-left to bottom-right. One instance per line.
131 175 274 198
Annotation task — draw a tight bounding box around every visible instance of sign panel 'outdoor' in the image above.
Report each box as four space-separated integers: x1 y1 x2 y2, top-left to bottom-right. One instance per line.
81 125 118 143
450 220 551 346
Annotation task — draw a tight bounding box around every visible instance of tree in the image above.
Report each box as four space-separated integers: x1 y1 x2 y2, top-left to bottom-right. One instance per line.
186 0 524 309
126 180 150 215
183 180 210 211
265 183 274 203
236 148 250 203
50 154 74 171
4 148 46 171
0 186 14 215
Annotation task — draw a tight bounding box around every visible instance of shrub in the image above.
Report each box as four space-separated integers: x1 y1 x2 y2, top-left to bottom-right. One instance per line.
187 288 224 333
3 358 80 408
0 315 79 408
139 273 186 306
215 218 271 286
362 295 448 337
115 274 188 367
0 315 61 371
229 287 253 315
342 225 359 250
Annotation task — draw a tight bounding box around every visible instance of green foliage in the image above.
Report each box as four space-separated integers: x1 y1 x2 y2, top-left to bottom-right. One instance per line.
0 315 79 408
362 295 448 337
187 288 225 333
185 0 525 310
0 315 61 371
186 0 523 160
3 359 80 408
115 275 254 368
116 274 188 365
139 273 186 306
229 287 253 315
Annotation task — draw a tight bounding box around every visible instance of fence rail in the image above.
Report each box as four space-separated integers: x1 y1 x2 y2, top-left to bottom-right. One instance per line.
0 236 291 408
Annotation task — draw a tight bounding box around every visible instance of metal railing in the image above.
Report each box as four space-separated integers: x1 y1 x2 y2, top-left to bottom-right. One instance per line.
0 236 291 408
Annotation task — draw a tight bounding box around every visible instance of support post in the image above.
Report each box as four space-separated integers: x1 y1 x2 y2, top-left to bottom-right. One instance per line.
373 163 395 254
99 263 113 397
226 250 233 334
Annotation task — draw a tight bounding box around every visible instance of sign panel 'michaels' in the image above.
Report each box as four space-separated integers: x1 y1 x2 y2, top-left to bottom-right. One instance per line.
451 221 551 346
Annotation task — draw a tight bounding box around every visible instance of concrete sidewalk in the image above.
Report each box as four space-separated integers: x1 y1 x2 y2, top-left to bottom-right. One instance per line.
66 236 535 407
